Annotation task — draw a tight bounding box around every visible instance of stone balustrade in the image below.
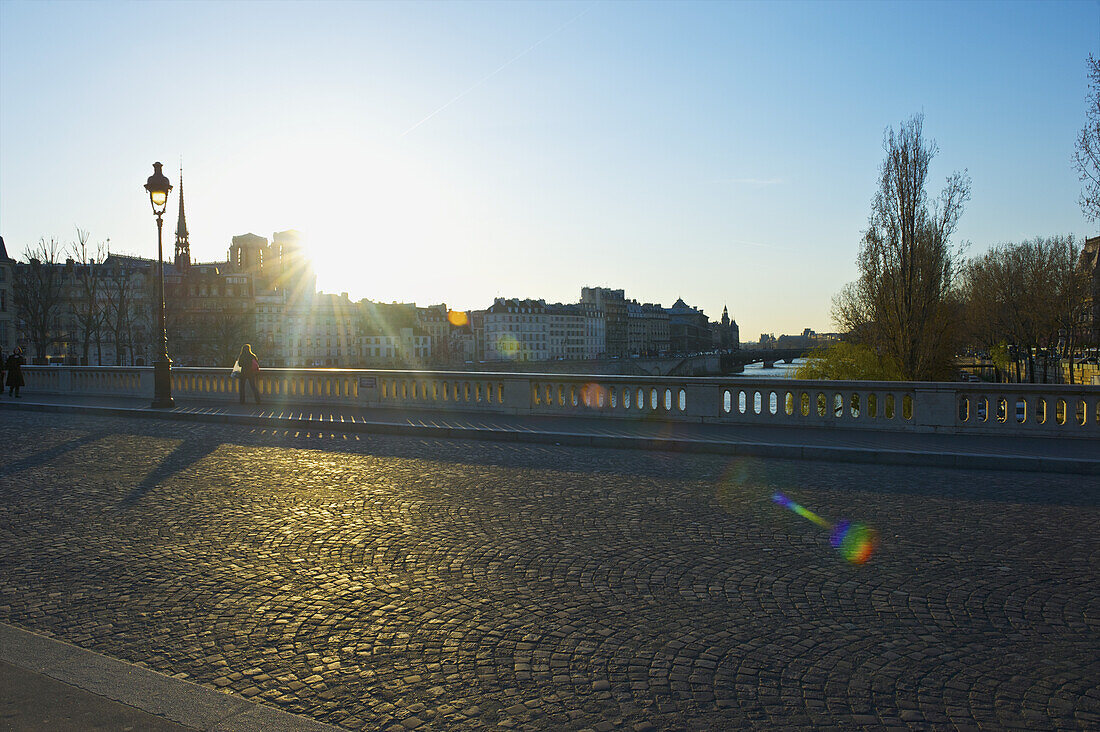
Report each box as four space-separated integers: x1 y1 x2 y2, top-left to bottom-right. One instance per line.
19 366 1100 437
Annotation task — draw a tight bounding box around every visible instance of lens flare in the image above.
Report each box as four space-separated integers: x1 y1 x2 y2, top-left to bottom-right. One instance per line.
830 521 878 565
772 492 878 565
495 334 521 360
581 382 606 408
447 309 468 327
771 492 831 529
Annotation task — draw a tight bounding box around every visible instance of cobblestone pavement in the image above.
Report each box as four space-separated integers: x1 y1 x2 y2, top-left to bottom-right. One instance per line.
0 412 1097 731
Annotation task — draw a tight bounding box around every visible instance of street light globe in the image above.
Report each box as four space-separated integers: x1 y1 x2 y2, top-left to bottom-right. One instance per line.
145 162 173 216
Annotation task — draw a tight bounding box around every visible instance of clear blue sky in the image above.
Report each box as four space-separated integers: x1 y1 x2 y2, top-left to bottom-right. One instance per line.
1 0 1096 338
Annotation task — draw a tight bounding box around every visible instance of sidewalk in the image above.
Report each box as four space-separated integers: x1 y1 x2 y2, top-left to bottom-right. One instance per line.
2 391 1097 474
0 623 340 731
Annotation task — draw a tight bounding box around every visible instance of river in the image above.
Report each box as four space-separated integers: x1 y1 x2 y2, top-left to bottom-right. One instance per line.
735 358 807 379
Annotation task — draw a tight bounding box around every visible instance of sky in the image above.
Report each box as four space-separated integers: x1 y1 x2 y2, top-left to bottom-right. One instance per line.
1 0 1097 339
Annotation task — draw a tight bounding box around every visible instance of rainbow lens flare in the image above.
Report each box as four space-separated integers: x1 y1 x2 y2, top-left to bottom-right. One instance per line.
772 492 878 565
829 520 878 565
771 492 831 529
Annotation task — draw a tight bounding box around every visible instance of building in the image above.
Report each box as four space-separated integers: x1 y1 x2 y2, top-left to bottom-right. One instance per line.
99 254 155 365
577 300 605 359
449 324 477 364
360 300 430 366
159 175 322 367
711 305 739 351
640 302 670 355
484 298 549 361
667 297 710 354
281 291 362 367
416 304 453 365
545 303 589 360
0 236 14 355
160 179 261 366
581 287 627 357
773 329 840 350
253 291 286 366
7 247 156 366
627 300 645 355
468 309 487 363
164 261 254 366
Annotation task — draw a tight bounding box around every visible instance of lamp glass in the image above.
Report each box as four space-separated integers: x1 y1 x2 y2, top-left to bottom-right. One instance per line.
150 190 168 208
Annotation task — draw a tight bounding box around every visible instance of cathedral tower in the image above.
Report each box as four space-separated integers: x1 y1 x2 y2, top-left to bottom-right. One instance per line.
174 167 191 271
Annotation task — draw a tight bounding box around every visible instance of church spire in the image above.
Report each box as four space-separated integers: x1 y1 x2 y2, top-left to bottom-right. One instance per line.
174 162 191 270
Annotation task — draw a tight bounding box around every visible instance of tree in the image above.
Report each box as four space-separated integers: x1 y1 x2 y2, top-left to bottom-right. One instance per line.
103 259 145 365
1048 237 1091 383
13 238 69 363
833 114 971 381
961 236 1089 383
796 341 904 381
69 228 107 366
208 307 254 366
960 247 1018 381
1074 54 1100 222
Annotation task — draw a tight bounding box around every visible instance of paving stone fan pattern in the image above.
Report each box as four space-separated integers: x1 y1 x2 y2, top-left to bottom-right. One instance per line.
0 412 1097 730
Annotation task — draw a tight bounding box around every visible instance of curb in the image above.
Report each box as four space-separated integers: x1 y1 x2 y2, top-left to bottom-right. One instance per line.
0 622 341 731
3 399 1098 475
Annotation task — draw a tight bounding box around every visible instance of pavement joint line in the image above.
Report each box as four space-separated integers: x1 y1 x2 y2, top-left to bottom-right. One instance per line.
0 621 341 732
2 398 1098 475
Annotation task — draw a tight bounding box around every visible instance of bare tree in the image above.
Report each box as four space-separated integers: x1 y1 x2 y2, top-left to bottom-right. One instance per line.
834 114 971 381
103 260 141 365
69 228 107 365
13 238 70 363
960 249 1016 381
1047 237 1090 383
1075 55 1100 222
962 236 1089 383
208 307 254 366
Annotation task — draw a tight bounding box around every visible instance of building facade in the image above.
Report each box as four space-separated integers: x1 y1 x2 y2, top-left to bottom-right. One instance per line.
667 297 711 354
361 301 430 366
416 304 453 365
581 287 627 357
0 237 14 356
710 306 740 351
484 299 549 361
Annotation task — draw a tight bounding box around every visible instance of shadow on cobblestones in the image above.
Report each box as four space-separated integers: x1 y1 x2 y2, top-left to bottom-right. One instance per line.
119 438 223 508
0 431 111 482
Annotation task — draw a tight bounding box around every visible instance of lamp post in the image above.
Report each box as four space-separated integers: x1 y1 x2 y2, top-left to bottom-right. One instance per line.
145 162 175 408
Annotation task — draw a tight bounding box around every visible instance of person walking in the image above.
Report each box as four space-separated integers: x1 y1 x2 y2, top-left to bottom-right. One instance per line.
236 344 261 405
6 347 25 398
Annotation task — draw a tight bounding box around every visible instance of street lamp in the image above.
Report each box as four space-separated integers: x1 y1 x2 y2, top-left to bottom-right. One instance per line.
145 162 175 408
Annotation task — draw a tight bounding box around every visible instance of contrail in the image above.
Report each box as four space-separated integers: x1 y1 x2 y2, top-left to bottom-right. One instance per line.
401 4 593 137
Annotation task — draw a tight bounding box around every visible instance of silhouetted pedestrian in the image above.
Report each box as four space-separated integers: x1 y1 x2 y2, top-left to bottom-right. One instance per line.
6 347 25 398
236 344 261 405
0 349 6 398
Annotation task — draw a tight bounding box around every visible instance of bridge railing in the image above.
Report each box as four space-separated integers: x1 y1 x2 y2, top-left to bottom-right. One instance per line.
17 366 1100 438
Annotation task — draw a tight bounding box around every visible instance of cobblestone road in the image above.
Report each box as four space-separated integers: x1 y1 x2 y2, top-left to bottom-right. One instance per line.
0 412 1097 730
